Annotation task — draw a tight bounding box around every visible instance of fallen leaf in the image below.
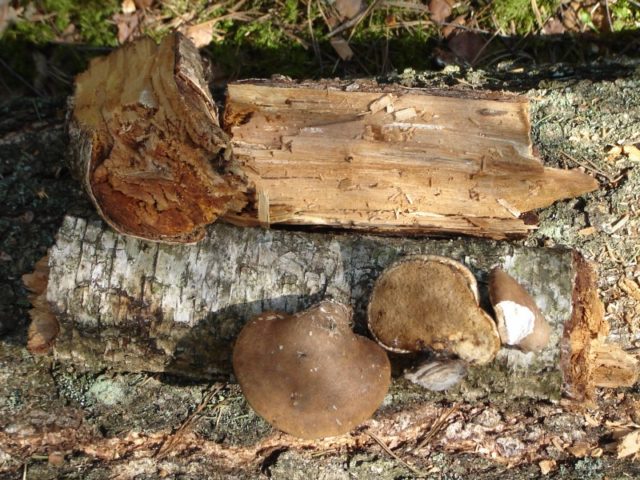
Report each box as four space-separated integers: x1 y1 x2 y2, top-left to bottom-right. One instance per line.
183 21 215 48
568 442 590 457
48 452 65 467
617 429 640 459
542 17 565 34
539 459 556 475
429 0 452 24
121 0 136 14
623 144 640 162
113 12 140 44
334 0 365 21
330 35 354 61
442 14 465 38
447 31 486 64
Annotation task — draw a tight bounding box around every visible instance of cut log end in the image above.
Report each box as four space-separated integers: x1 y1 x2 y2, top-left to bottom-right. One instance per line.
70 33 249 243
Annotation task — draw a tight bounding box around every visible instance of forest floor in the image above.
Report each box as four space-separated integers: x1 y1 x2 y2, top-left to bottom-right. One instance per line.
1 1 640 479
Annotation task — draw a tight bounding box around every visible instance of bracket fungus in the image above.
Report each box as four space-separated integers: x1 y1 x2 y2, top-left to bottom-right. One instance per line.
367 255 500 365
232 300 391 440
489 267 551 352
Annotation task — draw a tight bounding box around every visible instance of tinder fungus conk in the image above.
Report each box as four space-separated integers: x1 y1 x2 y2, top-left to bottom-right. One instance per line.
232 301 391 440
489 267 551 352
368 255 500 365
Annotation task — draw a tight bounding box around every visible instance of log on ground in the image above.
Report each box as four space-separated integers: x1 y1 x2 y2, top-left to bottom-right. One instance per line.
42 215 636 402
223 79 598 239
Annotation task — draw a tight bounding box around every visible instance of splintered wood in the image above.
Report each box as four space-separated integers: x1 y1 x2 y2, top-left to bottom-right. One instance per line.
224 80 598 239
69 33 248 243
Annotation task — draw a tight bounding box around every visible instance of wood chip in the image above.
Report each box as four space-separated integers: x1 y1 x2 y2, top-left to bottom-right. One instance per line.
539 459 556 475
368 94 394 114
393 107 417 121
619 277 640 302
617 429 640 459
578 226 597 236
624 145 640 162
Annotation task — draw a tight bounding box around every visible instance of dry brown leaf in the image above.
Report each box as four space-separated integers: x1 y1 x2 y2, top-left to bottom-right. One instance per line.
617 429 640 458
121 0 136 14
542 17 565 34
334 0 365 21
568 442 590 457
113 12 141 44
429 0 452 23
442 14 465 37
183 21 215 48
539 459 556 475
330 36 354 61
447 31 485 64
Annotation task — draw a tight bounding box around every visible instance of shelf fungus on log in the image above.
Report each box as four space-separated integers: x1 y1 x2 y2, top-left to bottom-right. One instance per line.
68 33 248 243
489 267 552 352
367 255 500 364
31 215 638 402
232 301 391 439
223 79 599 240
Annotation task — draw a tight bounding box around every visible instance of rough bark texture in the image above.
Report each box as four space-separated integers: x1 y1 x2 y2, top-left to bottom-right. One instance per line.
68 33 248 244
223 80 598 239
47 214 619 402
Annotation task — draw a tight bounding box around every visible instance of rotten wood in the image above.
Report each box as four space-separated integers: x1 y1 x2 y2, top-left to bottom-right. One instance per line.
68 32 248 244
41 215 636 402
223 79 598 239
69 35 598 243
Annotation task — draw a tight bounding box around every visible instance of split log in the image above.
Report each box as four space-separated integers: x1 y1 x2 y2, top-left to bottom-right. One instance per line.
42 215 637 402
69 34 598 243
223 80 597 239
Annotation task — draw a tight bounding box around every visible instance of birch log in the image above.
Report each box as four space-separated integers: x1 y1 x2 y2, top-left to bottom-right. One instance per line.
44 215 637 402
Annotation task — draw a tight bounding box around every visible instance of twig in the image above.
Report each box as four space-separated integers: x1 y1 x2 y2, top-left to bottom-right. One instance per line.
366 431 429 477
561 151 610 183
327 0 380 39
307 0 323 71
155 383 223 459
417 404 459 449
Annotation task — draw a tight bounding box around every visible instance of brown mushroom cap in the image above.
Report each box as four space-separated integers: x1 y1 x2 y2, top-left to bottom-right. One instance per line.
489 267 551 352
232 300 391 440
367 255 500 365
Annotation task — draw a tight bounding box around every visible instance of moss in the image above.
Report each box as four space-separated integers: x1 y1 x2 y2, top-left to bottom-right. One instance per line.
492 0 560 33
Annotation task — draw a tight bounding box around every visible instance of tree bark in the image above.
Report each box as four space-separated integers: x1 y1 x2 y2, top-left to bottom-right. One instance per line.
45 215 636 402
